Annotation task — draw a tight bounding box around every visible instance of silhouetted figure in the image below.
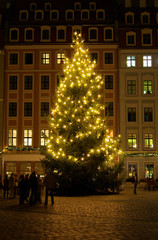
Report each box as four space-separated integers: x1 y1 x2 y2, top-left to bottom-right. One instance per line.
9 173 15 198
29 172 38 204
18 175 25 205
37 175 42 203
3 175 9 198
24 174 30 202
44 172 55 205
133 173 138 194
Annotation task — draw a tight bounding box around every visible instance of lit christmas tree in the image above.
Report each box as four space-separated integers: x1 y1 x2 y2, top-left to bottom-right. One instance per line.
41 33 123 194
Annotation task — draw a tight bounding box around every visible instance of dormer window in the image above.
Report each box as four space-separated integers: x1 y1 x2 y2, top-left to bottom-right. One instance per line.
45 3 51 11
50 10 59 20
96 10 105 20
125 12 134 24
30 3 37 11
35 10 43 20
141 12 150 24
89 2 96 10
81 10 89 20
74 2 81 10
66 10 74 20
20 10 28 21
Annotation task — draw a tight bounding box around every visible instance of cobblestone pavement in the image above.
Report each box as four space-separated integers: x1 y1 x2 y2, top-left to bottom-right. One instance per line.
1 187 158 240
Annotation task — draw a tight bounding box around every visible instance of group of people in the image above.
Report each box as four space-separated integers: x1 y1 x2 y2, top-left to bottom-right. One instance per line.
0 171 55 206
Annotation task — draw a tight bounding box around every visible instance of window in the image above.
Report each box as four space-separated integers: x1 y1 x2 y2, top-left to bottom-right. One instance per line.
9 76 17 90
105 75 113 89
91 53 98 64
57 52 65 64
41 129 49 146
144 134 153 148
105 102 113 116
127 80 136 94
126 56 136 67
128 164 137 178
126 13 134 24
41 28 50 41
41 102 49 116
41 53 50 65
74 2 81 10
9 53 18 65
20 11 28 21
128 107 136 122
50 10 59 20
24 76 33 90
10 29 19 41
143 56 152 67
25 29 34 41
104 53 113 64
24 102 32 117
81 10 89 20
45 3 51 11
66 10 74 20
30 3 37 11
89 28 97 41
144 107 153 122
126 32 136 45
144 80 152 94
145 164 154 179
41 75 49 90
57 27 66 41
35 10 43 20
141 12 150 24
90 2 96 10
142 33 151 45
8 130 17 146
25 53 33 65
9 102 17 117
24 130 32 146
57 74 64 87
96 10 105 20
128 133 137 148
104 28 113 41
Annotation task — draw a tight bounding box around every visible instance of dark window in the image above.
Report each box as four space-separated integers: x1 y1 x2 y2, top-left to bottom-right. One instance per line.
42 30 49 40
91 53 98 63
105 29 112 40
144 107 153 122
58 29 65 40
25 53 33 64
24 76 33 90
45 4 51 10
97 11 104 20
51 11 57 20
24 102 32 117
104 53 113 64
127 15 133 24
9 102 17 117
41 102 49 116
82 11 88 19
26 30 33 40
128 35 134 44
105 75 113 89
128 107 136 121
143 34 151 44
67 11 73 19
57 74 64 87
143 15 149 24
90 3 95 10
21 12 27 20
41 75 49 89
11 30 18 40
90 29 97 40
9 76 17 90
10 53 18 65
36 12 42 20
105 102 113 116
75 3 81 10
30 4 36 11
127 80 136 94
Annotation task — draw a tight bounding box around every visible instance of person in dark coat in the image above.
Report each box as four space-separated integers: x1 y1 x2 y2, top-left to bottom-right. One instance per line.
3 175 9 198
29 171 38 204
44 172 55 205
133 173 138 194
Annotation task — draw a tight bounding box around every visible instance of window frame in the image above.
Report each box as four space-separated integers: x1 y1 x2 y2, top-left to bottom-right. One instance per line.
35 10 44 21
41 102 49 117
126 31 136 46
24 75 33 90
56 52 66 65
24 52 34 65
89 27 98 41
24 129 32 146
96 9 105 20
56 26 66 41
104 52 114 65
8 129 17 147
144 133 153 149
24 102 32 117
41 26 50 42
19 10 28 21
104 27 113 41
41 75 50 90
104 75 113 90
142 29 152 46
141 12 150 24
105 102 114 117
9 75 18 90
50 10 59 21
10 28 19 42
24 28 34 42
40 129 49 146
126 56 136 67
66 10 74 20
143 55 152 67
125 12 134 24
9 102 17 117
81 10 89 20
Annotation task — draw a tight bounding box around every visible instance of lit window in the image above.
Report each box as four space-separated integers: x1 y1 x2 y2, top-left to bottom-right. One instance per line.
144 134 153 148
128 164 137 178
126 56 136 67
143 56 152 67
144 107 153 122
41 129 49 146
128 107 136 122
41 53 50 65
128 134 137 148
57 52 65 64
24 130 32 146
144 80 152 94
127 80 136 94
8 130 17 146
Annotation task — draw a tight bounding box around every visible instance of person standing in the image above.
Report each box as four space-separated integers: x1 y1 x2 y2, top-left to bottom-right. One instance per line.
133 173 138 194
44 172 55 205
3 175 9 198
9 173 15 198
29 171 38 204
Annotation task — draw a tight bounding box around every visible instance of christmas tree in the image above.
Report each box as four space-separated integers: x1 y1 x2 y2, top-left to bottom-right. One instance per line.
41 33 123 194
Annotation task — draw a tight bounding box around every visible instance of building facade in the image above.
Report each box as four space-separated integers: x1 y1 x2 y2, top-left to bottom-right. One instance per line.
1 0 119 177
